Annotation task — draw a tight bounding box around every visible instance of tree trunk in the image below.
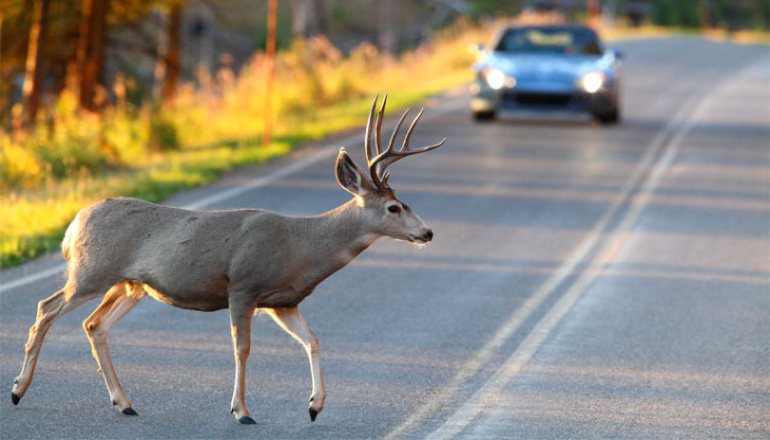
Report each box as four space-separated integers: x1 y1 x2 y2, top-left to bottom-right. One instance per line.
0 0 6 41
76 0 109 111
162 3 183 103
287 0 327 38
378 0 397 56
22 0 51 125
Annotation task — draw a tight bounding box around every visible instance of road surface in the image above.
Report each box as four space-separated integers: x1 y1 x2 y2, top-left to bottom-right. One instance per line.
1 37 768 439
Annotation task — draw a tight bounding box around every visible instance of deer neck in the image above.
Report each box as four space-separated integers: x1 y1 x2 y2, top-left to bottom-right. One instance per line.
316 198 378 260
295 199 379 285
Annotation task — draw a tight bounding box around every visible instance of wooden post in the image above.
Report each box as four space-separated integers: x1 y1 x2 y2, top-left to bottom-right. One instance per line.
22 0 51 126
587 0 600 28
162 3 183 104
76 0 109 111
263 0 278 146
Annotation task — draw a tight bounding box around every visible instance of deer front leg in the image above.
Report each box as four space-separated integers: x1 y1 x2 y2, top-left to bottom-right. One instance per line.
82 282 143 415
265 307 326 422
229 303 256 425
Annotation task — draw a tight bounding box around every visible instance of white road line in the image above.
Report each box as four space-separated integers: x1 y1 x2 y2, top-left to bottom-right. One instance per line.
419 59 761 440
0 265 69 294
0 98 462 295
385 58 763 439
0 148 336 295
383 90 702 440
182 147 339 210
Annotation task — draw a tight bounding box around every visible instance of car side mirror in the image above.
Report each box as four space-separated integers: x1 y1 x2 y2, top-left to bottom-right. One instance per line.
469 42 485 55
612 48 625 59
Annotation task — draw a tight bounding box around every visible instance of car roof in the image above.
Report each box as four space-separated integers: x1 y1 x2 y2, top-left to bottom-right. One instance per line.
503 24 597 32
488 24 605 54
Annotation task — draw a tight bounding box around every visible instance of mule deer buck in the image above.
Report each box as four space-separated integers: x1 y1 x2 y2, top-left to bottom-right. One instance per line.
11 94 445 424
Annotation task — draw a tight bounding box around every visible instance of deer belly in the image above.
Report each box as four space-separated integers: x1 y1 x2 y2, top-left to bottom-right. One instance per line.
141 282 229 312
256 286 314 308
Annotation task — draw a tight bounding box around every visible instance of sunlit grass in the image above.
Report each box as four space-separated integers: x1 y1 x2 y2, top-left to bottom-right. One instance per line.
0 21 487 268
1 140 294 267
601 24 770 45
5 19 759 268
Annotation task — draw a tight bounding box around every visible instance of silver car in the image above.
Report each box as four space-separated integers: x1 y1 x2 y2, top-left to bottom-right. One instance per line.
471 24 623 123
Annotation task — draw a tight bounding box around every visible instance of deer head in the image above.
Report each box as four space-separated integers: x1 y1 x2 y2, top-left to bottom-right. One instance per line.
335 94 446 244
11 94 449 425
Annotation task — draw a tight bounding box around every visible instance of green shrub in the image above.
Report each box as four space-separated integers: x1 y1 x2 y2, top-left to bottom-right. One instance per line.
0 135 45 189
149 115 179 152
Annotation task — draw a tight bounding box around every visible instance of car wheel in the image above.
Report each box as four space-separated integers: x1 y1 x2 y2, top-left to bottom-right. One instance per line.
595 107 620 125
473 111 496 122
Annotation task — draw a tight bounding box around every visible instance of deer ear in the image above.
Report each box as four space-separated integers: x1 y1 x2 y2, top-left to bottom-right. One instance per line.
336 148 374 197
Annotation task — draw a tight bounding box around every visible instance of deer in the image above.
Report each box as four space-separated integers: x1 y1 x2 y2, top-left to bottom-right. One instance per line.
11 94 445 425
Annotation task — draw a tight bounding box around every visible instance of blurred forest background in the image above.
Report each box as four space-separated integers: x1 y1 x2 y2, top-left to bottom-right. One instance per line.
1 0 768 268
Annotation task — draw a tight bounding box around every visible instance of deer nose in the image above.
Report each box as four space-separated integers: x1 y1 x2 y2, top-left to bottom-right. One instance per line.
425 229 433 242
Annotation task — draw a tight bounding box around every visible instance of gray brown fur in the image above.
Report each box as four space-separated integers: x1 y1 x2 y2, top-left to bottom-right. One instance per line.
11 95 443 424
64 197 373 311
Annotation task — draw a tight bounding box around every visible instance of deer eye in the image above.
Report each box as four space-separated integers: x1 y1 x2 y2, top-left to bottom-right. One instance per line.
387 205 401 214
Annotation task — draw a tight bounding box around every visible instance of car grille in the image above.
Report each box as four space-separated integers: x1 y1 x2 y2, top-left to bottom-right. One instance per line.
505 91 573 106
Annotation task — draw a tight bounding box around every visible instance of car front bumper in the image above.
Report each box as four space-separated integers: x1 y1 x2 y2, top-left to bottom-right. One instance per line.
470 81 617 115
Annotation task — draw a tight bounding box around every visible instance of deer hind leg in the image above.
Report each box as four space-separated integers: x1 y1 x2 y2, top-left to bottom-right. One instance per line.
264 307 325 422
228 303 256 425
12 286 100 405
82 281 144 415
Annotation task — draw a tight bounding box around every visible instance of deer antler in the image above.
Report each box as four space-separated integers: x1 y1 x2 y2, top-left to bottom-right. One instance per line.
364 94 446 193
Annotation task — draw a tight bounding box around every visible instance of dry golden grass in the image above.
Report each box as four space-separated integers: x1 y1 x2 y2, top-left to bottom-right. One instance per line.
0 19 490 268
3 19 763 268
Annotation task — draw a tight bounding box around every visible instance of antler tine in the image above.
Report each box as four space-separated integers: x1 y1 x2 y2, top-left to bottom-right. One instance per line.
374 94 388 155
364 94 379 163
364 97 445 193
375 108 447 173
387 109 410 153
365 94 388 191
401 108 446 154
374 108 410 176
400 107 424 152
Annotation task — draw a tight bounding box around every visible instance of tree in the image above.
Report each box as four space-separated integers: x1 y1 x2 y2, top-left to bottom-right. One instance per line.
379 0 396 56
287 0 327 38
76 0 109 111
0 0 7 39
22 0 51 125
161 2 183 103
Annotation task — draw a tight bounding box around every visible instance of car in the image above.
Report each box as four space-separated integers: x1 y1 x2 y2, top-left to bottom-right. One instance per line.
470 24 623 124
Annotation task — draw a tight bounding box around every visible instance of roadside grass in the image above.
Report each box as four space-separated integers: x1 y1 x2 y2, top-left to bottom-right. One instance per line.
2 20 766 269
601 24 770 44
1 140 293 267
0 20 485 268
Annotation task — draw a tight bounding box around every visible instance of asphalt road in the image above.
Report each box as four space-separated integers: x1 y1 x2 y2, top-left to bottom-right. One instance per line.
1 37 768 439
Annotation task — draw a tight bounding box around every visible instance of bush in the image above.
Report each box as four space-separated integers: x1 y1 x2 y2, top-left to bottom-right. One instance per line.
102 108 150 164
0 136 44 189
149 114 179 152
1 18 491 267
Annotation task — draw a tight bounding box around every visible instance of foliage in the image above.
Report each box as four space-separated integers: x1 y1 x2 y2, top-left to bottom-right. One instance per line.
0 19 488 268
648 0 769 30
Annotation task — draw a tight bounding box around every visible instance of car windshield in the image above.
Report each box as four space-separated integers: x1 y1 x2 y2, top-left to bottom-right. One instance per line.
495 27 603 55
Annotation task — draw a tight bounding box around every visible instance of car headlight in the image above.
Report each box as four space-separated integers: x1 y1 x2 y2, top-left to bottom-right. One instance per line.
483 68 507 90
581 72 605 93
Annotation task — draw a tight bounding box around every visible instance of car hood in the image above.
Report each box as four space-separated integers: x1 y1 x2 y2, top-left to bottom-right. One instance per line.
490 53 604 79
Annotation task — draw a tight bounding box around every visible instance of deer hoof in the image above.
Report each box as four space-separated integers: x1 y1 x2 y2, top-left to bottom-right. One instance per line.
11 393 20 406
309 407 319 422
238 416 256 425
122 408 138 416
